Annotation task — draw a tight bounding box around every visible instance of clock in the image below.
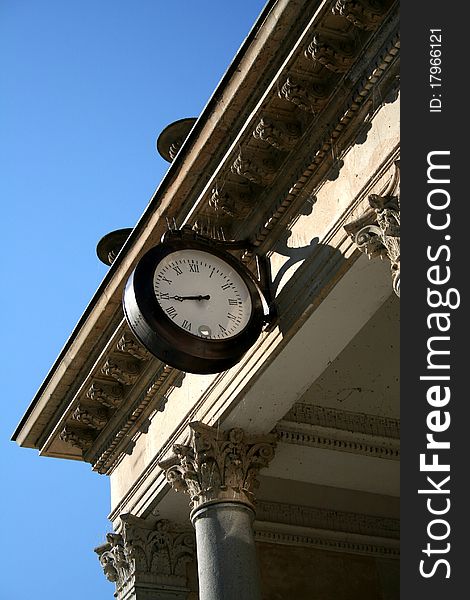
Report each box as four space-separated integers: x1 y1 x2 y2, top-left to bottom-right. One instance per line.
123 229 268 374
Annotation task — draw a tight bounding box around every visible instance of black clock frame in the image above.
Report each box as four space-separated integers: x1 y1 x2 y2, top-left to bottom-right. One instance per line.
123 233 268 374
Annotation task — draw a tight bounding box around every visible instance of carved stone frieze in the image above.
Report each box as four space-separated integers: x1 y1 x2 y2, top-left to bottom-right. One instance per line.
184 0 397 244
275 421 399 460
254 527 399 558
86 381 124 409
249 32 399 250
256 500 399 539
252 117 301 151
117 334 151 361
278 76 328 113
72 405 108 430
230 152 277 186
305 33 357 73
332 0 388 31
59 425 95 452
159 422 277 512
95 515 195 599
284 403 400 439
101 358 140 386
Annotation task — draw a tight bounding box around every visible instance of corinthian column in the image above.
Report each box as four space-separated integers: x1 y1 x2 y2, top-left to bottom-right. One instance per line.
159 422 277 600
94 514 196 600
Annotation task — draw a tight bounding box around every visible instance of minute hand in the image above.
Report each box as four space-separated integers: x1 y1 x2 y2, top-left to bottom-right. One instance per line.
170 295 210 301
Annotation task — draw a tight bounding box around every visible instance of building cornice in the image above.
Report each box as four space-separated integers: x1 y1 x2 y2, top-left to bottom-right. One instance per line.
13 0 400 468
12 0 312 447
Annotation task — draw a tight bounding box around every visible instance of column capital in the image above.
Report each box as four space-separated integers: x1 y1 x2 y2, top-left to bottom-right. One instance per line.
159 422 277 513
95 515 195 600
345 161 401 296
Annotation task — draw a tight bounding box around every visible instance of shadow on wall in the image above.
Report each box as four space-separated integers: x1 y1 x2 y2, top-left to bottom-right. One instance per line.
265 195 349 339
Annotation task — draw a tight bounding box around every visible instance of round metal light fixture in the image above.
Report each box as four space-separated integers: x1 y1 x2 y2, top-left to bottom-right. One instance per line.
156 117 197 163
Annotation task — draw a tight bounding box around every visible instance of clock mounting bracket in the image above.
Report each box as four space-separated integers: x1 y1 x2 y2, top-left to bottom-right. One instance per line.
164 225 278 329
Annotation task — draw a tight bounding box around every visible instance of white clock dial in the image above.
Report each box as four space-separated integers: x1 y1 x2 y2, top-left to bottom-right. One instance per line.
153 249 253 339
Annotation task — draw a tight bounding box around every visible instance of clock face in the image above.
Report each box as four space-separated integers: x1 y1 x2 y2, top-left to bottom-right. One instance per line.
153 249 253 340
123 232 267 374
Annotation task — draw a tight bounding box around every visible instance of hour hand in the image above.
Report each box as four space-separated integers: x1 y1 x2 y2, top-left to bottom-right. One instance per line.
169 295 210 301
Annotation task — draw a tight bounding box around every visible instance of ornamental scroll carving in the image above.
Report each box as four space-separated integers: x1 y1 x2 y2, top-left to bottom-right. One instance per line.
278 76 328 113
345 162 400 296
101 358 140 386
159 422 277 512
231 153 277 186
253 117 301 151
332 0 389 31
117 334 151 361
72 405 108 430
305 33 357 73
95 515 195 596
86 382 123 409
59 426 95 451
209 185 253 219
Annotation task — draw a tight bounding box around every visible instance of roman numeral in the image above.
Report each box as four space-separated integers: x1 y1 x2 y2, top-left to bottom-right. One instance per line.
228 299 238 305
181 319 191 331
160 276 172 284
172 265 183 275
159 292 170 300
221 282 231 290
189 263 199 273
218 324 227 333
227 313 237 321
166 306 177 319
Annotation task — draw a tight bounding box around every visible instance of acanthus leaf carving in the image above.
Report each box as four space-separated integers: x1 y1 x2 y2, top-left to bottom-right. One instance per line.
95 533 129 583
101 358 140 386
230 152 277 186
278 76 328 113
209 187 237 217
95 515 195 596
117 334 150 361
209 185 253 218
72 405 108 430
345 161 400 296
86 382 124 409
159 422 277 513
252 117 301 151
59 425 95 451
332 0 388 31
305 33 357 73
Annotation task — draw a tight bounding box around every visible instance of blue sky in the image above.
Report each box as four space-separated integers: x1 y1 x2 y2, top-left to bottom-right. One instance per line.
0 1 266 597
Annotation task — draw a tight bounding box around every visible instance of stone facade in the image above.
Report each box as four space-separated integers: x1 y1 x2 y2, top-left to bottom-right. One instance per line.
13 1 400 598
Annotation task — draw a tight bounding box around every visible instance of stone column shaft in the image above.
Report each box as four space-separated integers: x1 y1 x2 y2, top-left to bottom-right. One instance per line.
159 422 277 600
192 502 261 600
